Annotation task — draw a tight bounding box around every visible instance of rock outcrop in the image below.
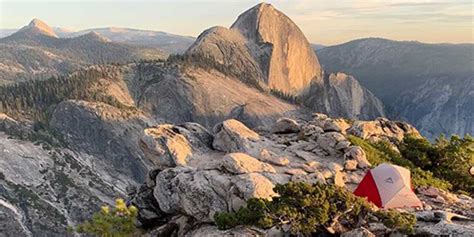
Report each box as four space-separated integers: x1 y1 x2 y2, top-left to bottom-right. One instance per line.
131 114 473 236
187 3 322 95
212 119 260 152
50 100 155 183
347 117 421 143
184 3 384 120
0 127 122 236
302 72 385 120
230 3 323 95
133 64 302 130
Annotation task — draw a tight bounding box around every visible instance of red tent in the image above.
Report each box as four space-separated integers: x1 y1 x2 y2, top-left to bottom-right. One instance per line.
354 163 422 209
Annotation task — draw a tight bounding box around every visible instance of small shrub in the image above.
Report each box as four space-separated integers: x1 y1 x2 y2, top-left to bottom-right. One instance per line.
214 182 415 235
375 210 416 234
432 135 474 193
73 198 139 237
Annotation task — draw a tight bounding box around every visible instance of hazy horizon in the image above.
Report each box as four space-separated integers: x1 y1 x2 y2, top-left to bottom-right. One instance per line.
0 0 473 45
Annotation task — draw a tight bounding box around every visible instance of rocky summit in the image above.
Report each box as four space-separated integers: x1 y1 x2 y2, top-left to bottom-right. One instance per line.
230 3 323 95
186 3 384 120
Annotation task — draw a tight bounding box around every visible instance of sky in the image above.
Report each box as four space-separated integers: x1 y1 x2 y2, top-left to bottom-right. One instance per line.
0 0 472 45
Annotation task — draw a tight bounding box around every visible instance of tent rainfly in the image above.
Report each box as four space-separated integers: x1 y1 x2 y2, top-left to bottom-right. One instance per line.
353 163 422 209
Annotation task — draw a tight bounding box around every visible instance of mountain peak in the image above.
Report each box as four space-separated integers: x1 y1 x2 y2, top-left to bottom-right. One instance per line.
253 2 275 11
19 18 58 38
74 31 110 43
230 3 323 95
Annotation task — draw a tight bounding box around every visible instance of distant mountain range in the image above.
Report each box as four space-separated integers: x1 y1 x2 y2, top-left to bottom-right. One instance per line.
0 19 166 84
2 19 472 139
317 38 474 138
1 24 196 54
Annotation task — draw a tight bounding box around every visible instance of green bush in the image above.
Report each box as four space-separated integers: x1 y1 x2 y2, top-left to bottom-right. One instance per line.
375 210 416 234
215 182 415 235
347 136 452 190
399 135 474 193
73 198 139 237
399 136 435 169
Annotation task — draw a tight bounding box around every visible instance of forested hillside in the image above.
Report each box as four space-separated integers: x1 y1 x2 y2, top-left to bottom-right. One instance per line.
0 65 131 124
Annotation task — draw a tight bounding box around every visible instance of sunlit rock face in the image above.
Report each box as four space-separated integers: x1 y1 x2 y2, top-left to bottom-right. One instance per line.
231 3 323 95
185 3 384 120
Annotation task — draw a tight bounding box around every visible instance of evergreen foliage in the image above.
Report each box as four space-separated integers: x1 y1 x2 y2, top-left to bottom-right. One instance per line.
400 135 474 193
73 198 139 237
167 53 265 91
215 182 415 235
0 65 129 124
269 89 301 104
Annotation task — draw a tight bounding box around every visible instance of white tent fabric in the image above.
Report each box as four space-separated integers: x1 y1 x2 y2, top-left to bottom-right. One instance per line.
370 163 422 208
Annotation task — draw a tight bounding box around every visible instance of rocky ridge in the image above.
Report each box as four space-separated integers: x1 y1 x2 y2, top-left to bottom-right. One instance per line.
0 114 124 236
130 114 474 236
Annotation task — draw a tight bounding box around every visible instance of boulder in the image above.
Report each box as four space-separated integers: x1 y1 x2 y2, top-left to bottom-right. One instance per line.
154 168 230 221
300 124 324 140
347 119 421 143
323 119 342 132
186 225 264 237
260 148 290 166
418 186 441 198
322 170 334 179
345 172 363 184
341 227 375 237
212 119 260 152
416 221 474 237
302 163 318 173
309 171 326 184
233 173 276 200
344 160 358 171
271 118 300 134
285 169 307 175
328 162 344 173
141 125 193 168
291 174 322 184
312 113 328 120
154 167 276 222
265 156 290 166
221 153 276 174
333 171 346 187
333 119 351 134
344 146 371 169
293 150 319 162
176 122 214 149
335 140 351 151
317 132 347 155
